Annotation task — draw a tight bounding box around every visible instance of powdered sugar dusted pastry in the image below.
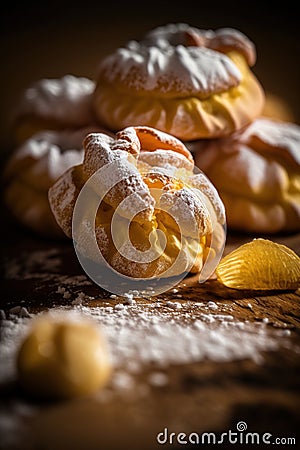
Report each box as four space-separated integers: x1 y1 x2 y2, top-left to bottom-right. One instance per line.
3 126 110 237
13 75 97 142
94 24 265 141
49 126 225 278
193 118 300 233
142 23 256 65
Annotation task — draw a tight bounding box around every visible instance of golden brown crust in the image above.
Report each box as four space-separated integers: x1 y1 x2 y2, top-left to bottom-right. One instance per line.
193 118 300 233
94 25 264 140
3 127 113 238
82 131 155 224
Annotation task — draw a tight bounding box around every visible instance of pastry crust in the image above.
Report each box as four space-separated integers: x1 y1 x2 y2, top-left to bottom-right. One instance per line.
94 24 265 140
3 126 110 237
13 75 97 142
49 126 225 278
142 23 256 66
193 118 300 233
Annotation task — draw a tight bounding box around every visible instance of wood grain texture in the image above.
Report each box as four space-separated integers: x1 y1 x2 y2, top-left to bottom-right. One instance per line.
0 209 299 449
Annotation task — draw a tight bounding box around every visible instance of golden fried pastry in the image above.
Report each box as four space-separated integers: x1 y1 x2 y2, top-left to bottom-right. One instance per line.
3 126 110 237
193 118 300 233
17 313 111 399
49 126 225 279
13 75 97 142
93 24 265 141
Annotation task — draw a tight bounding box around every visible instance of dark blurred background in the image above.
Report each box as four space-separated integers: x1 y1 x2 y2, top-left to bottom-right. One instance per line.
1 0 299 150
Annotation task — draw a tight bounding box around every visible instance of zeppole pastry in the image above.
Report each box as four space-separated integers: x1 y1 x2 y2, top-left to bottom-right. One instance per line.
193 118 300 233
93 23 265 141
17 313 112 399
3 126 110 237
13 75 97 142
49 126 226 279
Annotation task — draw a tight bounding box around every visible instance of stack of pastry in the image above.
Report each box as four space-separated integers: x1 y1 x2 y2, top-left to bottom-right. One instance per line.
3 22 300 242
92 23 300 234
93 24 265 140
3 75 113 237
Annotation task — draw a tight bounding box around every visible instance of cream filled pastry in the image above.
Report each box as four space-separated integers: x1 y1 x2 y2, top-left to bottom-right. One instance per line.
93 24 265 141
3 126 111 237
49 126 225 279
13 75 97 142
193 118 300 233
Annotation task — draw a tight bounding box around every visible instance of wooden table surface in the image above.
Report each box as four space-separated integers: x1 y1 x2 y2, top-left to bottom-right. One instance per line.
1 208 299 450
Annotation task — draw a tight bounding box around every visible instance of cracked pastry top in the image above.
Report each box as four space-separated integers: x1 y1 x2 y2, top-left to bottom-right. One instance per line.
49 126 226 279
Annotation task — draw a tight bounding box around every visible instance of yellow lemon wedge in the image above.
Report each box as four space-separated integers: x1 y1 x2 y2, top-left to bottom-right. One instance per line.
216 239 300 290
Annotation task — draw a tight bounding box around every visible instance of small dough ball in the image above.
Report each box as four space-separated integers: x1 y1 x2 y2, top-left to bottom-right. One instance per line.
17 314 112 399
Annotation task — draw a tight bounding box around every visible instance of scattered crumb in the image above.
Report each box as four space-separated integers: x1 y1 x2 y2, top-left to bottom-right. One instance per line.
207 301 218 310
111 371 135 391
8 306 31 318
114 303 125 311
277 329 291 336
166 301 182 309
147 371 169 387
123 293 136 305
0 294 297 449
